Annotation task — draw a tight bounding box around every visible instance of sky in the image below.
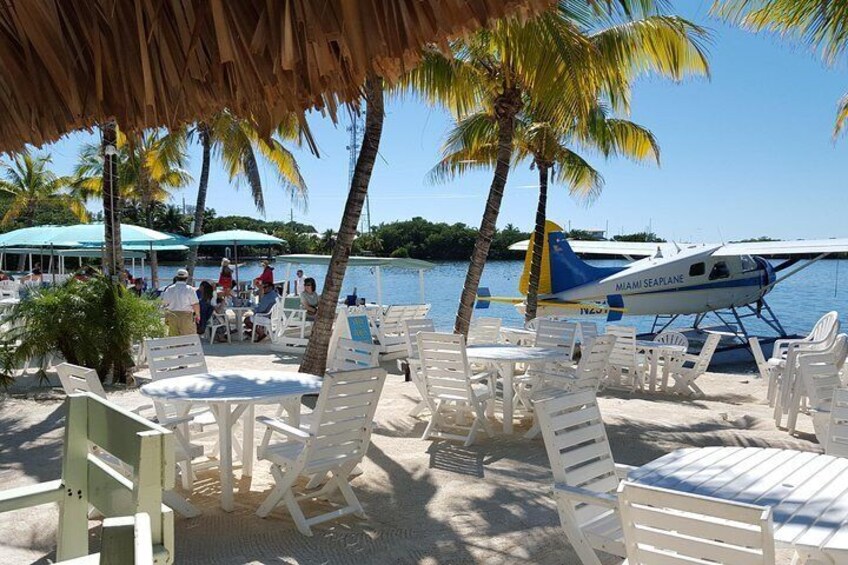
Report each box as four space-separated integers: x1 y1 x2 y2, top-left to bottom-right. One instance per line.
39 1 848 242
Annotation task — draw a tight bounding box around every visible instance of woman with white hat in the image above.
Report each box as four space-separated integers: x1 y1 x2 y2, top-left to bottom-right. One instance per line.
218 257 234 297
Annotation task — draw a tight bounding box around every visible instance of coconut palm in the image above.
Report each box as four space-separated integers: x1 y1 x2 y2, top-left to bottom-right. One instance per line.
714 0 848 137
405 1 710 335
74 129 191 284
300 75 384 376
430 102 660 321
0 152 85 227
186 111 310 279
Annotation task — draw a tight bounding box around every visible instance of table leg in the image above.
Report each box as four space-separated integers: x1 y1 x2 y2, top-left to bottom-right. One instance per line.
503 363 515 434
242 404 255 479
486 363 496 418
235 311 245 342
649 350 658 393
213 402 249 512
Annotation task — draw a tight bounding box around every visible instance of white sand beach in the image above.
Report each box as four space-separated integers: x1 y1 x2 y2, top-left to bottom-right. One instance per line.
0 343 812 564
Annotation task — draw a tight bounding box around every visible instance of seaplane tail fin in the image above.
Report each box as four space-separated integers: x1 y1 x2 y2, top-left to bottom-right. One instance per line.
549 232 624 294
519 220 563 295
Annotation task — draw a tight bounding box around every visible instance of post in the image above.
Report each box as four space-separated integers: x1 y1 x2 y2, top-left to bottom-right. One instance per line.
284 264 291 295
375 266 382 308
419 269 425 304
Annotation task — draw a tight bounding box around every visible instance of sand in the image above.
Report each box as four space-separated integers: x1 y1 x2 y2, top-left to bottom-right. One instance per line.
0 343 817 564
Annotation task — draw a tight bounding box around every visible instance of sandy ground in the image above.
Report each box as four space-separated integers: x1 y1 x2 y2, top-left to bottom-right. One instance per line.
0 343 818 564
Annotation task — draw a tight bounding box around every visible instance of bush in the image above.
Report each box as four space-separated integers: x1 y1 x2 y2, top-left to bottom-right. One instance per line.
8 276 165 382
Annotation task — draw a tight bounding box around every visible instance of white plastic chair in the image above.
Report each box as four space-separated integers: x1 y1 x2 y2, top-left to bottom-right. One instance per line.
467 317 502 345
521 335 617 439
534 318 579 360
825 387 848 459
799 336 848 442
604 325 645 391
654 330 689 349
666 333 721 398
536 389 632 565
618 482 776 565
402 318 436 417
255 367 387 535
252 297 282 343
417 332 493 446
207 311 231 343
372 304 431 359
772 311 840 362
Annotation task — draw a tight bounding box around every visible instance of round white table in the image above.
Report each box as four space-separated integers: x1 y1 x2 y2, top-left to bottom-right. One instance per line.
466 345 572 434
628 446 848 563
635 340 687 393
140 370 322 512
226 306 253 341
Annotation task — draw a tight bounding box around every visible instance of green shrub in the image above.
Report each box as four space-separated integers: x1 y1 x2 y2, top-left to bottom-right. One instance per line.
8 276 165 382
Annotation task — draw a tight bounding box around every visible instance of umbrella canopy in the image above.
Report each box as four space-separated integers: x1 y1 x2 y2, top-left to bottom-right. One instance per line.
188 230 284 246
47 223 186 247
0 0 552 153
0 225 68 247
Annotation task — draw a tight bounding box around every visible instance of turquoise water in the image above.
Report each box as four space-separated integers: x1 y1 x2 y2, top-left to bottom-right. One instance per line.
149 259 848 335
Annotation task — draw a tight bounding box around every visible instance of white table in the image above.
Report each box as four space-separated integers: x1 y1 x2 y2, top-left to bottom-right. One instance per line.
635 340 687 393
226 306 253 341
466 345 571 434
499 327 536 346
140 370 322 512
628 446 848 563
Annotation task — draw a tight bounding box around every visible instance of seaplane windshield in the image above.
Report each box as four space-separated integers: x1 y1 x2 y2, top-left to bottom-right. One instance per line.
740 255 758 272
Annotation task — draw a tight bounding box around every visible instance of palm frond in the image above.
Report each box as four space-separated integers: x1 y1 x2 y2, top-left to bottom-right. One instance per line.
552 148 605 202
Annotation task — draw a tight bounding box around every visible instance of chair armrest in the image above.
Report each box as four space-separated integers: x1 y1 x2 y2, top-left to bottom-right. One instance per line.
257 415 310 441
470 371 492 383
553 483 618 508
131 404 155 415
614 464 637 480
0 479 64 513
157 414 196 428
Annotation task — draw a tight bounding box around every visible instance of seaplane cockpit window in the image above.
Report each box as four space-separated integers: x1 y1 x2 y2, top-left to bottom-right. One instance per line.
689 262 706 277
709 261 731 280
740 255 758 272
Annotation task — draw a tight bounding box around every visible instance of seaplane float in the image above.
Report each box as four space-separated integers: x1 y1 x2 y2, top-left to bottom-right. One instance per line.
477 221 848 363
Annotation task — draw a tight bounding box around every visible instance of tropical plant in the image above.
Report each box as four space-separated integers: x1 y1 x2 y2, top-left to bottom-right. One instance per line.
430 102 660 320
300 75 384 375
0 152 85 227
186 111 310 279
405 1 710 334
74 129 191 285
714 0 848 136
8 276 165 382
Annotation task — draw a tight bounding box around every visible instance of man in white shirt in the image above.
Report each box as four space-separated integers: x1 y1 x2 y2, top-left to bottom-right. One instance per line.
161 268 200 336
294 269 305 295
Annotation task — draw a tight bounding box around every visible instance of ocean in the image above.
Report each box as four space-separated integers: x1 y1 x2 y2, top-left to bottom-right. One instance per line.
148 258 848 336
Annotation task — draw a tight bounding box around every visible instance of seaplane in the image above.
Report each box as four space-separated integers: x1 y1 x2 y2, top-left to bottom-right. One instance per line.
477 221 848 360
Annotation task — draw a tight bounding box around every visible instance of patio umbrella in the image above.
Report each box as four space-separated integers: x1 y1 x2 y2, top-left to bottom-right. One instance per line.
188 230 284 284
46 223 186 247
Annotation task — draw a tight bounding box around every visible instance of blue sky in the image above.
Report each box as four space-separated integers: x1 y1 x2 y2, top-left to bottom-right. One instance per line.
40 1 848 242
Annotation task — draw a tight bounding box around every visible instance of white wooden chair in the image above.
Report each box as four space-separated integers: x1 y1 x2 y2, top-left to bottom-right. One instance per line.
56 363 202 516
402 318 436 417
536 390 632 565
666 333 721 398
417 332 493 446
534 318 579 360
654 330 688 349
371 304 431 359
255 368 387 535
327 338 380 371
604 325 645 391
467 317 502 345
825 387 848 459
252 297 283 343
617 481 776 565
0 392 174 563
278 296 312 349
577 321 598 350
521 335 617 439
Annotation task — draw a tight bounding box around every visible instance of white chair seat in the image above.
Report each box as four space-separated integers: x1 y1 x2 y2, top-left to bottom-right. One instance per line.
582 510 625 557
435 383 491 403
176 441 205 461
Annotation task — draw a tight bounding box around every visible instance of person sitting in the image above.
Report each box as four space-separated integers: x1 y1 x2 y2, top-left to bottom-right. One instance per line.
196 281 216 333
130 277 147 297
22 263 42 283
0 271 13 282
300 277 318 321
244 280 278 341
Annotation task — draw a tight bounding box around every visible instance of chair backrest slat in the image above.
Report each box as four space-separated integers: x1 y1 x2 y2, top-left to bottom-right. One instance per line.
573 335 617 390
655 331 689 350
606 325 637 365
403 318 435 359
468 317 502 345
328 338 380 371
811 311 840 342
692 333 722 373
145 335 207 420
534 318 578 359
57 363 106 398
618 482 775 564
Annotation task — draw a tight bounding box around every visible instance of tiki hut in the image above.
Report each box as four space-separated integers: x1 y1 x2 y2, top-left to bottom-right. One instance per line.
0 0 554 152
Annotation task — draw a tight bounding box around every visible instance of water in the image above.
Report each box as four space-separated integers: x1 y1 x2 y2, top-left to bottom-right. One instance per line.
148 259 848 335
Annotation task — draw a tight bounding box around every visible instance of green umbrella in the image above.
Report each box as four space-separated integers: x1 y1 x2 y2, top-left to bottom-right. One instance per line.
188 230 285 284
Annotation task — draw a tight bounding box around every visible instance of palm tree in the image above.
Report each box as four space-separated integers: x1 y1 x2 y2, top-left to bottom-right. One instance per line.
186 111 310 280
0 152 85 227
405 2 710 335
430 102 660 321
74 129 191 285
300 75 384 376
714 0 848 137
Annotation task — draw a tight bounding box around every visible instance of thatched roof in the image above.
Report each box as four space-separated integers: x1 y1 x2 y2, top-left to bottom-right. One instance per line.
0 0 554 153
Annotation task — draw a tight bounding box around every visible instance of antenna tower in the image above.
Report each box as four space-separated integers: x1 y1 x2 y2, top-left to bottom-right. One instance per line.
346 107 371 234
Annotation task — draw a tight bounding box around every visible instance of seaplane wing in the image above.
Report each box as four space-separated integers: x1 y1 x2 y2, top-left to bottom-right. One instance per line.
712 239 848 257
508 238 671 257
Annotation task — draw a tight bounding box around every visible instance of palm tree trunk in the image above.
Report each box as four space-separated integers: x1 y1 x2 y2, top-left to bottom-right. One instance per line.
145 203 159 287
187 124 211 283
102 120 123 279
525 162 549 322
300 76 384 376
454 88 522 336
